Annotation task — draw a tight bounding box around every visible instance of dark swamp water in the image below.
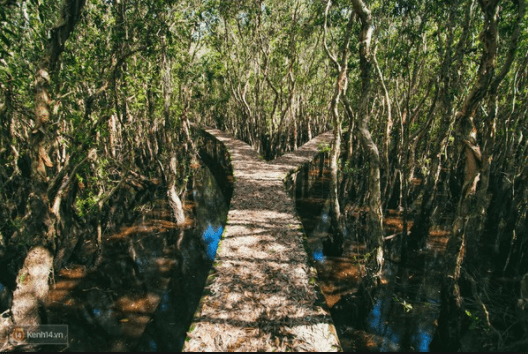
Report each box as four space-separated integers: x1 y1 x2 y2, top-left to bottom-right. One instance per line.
288 153 449 352
2 142 453 352
42 148 233 352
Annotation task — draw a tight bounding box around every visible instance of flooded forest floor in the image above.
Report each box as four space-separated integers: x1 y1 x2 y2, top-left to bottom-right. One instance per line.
41 151 232 352
3 139 523 352
290 153 523 352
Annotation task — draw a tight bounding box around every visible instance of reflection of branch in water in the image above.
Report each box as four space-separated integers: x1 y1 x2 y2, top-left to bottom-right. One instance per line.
464 270 502 346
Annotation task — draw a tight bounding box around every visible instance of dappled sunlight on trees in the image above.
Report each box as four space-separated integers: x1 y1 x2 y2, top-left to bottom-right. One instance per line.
0 0 527 351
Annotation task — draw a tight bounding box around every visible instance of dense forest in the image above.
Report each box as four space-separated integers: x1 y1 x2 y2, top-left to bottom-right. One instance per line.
1 0 527 351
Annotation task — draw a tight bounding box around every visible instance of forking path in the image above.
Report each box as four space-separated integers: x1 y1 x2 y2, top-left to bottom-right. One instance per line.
184 126 340 352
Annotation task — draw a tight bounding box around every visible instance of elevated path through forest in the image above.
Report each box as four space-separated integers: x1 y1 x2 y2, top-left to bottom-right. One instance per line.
184 127 340 352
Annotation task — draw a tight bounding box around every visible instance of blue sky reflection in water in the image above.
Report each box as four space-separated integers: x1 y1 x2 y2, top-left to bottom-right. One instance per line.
412 325 433 352
290 155 442 352
149 340 157 351
194 152 230 263
160 292 170 312
202 224 224 261
367 298 401 351
367 297 435 352
313 249 326 263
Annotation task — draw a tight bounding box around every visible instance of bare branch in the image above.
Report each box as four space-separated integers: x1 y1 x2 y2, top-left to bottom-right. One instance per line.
323 0 341 71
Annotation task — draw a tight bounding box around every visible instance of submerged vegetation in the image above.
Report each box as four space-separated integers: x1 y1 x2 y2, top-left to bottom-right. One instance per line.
0 0 527 351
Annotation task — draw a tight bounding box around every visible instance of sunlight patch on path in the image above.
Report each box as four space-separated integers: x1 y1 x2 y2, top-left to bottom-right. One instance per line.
184 127 340 352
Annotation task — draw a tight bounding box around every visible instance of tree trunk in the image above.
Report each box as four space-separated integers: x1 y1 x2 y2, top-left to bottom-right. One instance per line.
11 247 54 327
11 0 85 331
167 156 186 225
0 230 5 262
168 183 186 225
323 0 354 255
162 34 173 146
373 53 393 202
351 0 384 273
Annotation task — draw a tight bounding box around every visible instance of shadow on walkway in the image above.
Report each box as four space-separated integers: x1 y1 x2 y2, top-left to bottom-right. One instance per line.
184 127 340 352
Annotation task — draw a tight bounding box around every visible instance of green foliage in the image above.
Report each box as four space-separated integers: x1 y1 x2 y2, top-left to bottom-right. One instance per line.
18 271 27 284
394 295 413 313
343 160 363 175
75 190 98 218
465 310 481 331
317 142 331 153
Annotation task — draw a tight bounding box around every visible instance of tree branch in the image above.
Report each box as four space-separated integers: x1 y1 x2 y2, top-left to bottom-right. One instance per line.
323 0 341 71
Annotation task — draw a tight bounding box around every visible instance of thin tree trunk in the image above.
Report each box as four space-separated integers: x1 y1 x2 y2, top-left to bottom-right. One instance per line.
323 0 354 255
373 52 392 201
168 182 186 225
351 0 384 273
162 35 173 146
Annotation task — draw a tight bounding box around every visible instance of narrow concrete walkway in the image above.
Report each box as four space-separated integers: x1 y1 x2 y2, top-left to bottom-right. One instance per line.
183 128 340 352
